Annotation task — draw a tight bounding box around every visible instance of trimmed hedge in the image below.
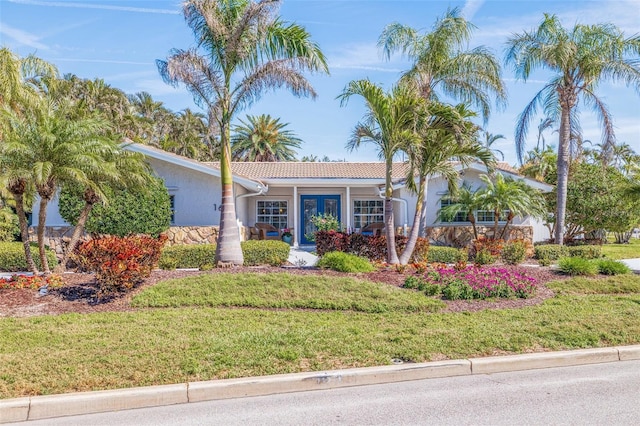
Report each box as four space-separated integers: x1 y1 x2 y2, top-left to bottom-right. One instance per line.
0 242 58 272
427 246 467 264
241 240 290 266
159 241 290 268
534 244 602 261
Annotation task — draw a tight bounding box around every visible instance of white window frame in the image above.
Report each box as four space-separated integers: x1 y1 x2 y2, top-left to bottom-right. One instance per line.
352 199 384 230
256 200 288 230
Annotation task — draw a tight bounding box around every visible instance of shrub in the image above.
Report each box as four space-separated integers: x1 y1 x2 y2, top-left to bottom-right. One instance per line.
0 207 19 242
474 248 496 266
473 237 504 256
59 177 171 237
502 240 528 265
595 259 631 275
534 244 569 261
75 235 167 295
316 251 375 273
305 213 342 242
241 240 290 266
0 273 64 290
567 245 602 260
403 275 441 296
0 242 58 272
427 246 467 264
159 244 217 269
424 266 538 300
557 257 599 276
315 230 349 256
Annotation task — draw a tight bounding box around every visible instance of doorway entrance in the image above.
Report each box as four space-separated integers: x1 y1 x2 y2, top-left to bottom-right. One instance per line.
300 195 340 245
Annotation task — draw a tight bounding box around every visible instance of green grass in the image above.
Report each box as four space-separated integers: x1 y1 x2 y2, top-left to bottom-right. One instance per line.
1 273 640 399
131 273 443 313
601 238 640 260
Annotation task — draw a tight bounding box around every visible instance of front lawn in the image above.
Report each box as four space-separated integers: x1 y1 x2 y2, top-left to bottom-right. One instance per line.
1 273 639 399
601 238 640 260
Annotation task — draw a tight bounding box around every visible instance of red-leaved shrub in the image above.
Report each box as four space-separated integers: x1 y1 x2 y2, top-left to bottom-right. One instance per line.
76 234 167 295
316 231 429 263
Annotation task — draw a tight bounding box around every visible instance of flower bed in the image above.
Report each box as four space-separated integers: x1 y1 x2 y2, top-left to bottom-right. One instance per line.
0 274 64 290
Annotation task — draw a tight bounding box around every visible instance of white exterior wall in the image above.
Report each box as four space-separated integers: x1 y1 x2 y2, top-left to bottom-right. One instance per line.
147 158 222 226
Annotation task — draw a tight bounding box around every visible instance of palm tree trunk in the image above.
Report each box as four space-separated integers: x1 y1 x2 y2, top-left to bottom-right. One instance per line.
398 176 426 265
54 201 94 273
37 195 50 274
469 213 478 239
493 208 500 239
555 103 572 246
384 158 399 264
12 191 39 274
215 121 244 266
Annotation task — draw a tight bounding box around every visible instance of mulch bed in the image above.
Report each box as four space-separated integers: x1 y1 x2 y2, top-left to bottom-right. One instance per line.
0 265 562 318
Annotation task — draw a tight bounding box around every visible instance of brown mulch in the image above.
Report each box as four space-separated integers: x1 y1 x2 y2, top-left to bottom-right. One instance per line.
0 265 563 318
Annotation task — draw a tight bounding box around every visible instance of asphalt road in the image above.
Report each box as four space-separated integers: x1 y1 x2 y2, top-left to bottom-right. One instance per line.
10 360 640 425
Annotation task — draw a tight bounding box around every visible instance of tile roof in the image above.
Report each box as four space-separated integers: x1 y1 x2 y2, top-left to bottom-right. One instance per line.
205 162 410 179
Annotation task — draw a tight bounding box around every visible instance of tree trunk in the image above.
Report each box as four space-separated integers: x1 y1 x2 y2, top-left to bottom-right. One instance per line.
398 176 426 265
54 201 95 273
11 190 39 274
384 157 399 264
469 213 478 239
555 91 574 246
493 208 500 239
215 120 244 266
37 195 51 274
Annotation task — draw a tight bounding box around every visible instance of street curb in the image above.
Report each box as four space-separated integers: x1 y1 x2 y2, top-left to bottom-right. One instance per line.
2 345 639 423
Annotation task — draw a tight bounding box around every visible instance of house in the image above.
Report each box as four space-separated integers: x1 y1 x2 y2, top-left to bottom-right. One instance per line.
33 143 553 251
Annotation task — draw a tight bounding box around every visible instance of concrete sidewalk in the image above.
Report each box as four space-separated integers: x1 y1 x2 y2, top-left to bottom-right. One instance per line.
2 345 640 423
287 246 318 267
621 258 640 273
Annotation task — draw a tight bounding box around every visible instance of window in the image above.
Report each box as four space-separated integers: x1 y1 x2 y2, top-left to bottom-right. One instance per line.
353 200 384 229
169 195 175 224
439 199 468 223
257 200 288 230
476 210 510 223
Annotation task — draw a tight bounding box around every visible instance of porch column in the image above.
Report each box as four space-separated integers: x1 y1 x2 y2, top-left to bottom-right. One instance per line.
346 186 351 232
293 186 298 248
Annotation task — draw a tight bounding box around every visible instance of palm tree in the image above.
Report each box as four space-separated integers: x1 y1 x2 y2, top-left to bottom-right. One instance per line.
505 14 640 245
480 131 505 161
55 147 153 273
232 114 301 161
519 146 557 182
399 103 494 264
338 80 425 264
536 117 555 152
439 184 481 239
157 0 328 265
476 173 547 240
378 7 506 123
1 96 116 274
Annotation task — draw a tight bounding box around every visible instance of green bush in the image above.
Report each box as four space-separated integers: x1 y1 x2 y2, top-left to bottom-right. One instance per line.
567 245 602 259
557 257 599 276
403 275 441 296
159 244 217 269
441 280 474 300
0 242 58 272
427 246 467 264
59 177 171 237
0 207 19 242
534 244 569 261
241 240 290 266
473 248 496 266
502 240 528 265
316 251 375 273
596 259 631 275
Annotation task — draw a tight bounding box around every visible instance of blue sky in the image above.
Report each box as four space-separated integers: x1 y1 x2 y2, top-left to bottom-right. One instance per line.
1 0 639 164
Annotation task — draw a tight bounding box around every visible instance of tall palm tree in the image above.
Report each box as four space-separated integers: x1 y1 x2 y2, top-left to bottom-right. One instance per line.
505 14 640 244
157 0 328 265
378 7 506 123
480 131 505 161
232 114 301 161
1 96 116 274
476 173 547 240
338 80 425 264
399 103 494 264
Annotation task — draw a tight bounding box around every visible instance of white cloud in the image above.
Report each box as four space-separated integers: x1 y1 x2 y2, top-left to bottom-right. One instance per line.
0 23 48 50
8 0 179 14
328 42 404 73
462 0 485 21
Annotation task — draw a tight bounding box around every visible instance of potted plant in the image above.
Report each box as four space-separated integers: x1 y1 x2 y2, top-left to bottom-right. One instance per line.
281 228 293 244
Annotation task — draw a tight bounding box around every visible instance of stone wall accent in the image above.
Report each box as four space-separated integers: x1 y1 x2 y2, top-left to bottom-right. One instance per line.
426 225 533 249
28 226 76 257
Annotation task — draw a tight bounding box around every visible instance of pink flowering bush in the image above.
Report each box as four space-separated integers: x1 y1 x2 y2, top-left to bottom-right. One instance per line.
422 265 538 300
